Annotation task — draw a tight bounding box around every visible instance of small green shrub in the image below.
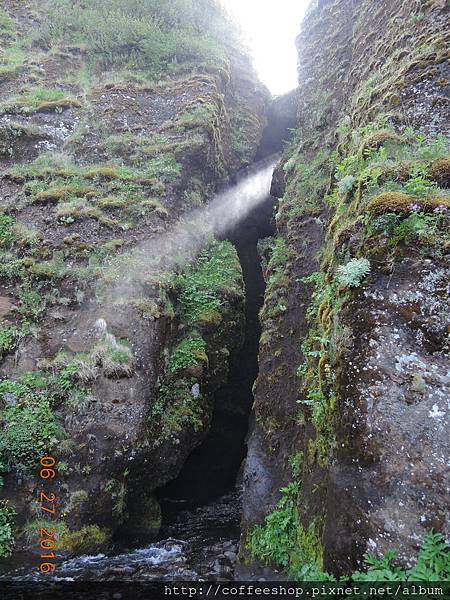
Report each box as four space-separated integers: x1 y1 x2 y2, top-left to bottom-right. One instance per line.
0 254 26 279
352 532 450 582
169 335 207 373
0 325 26 355
0 373 65 473
404 165 437 196
0 500 16 557
290 452 304 478
337 175 355 195
0 397 63 472
18 281 46 319
176 240 241 325
391 212 443 245
335 153 365 178
0 213 14 248
366 212 400 236
336 258 370 288
249 482 302 569
366 200 448 247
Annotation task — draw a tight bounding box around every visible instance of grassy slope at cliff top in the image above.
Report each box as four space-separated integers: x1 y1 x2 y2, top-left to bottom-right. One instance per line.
35 0 242 76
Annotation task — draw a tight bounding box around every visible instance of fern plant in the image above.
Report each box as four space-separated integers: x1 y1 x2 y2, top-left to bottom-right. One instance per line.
336 257 371 288
407 532 450 581
353 532 450 581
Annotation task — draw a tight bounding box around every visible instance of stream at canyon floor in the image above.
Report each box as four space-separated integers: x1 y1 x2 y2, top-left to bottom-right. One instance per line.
1 488 242 582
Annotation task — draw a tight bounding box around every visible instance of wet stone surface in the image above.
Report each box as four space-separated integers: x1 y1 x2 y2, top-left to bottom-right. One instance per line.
1 489 241 582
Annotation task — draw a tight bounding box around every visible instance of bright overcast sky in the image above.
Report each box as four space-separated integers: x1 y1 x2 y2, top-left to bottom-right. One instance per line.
220 0 309 96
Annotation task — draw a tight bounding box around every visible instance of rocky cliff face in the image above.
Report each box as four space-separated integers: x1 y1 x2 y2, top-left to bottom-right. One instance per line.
0 0 268 556
243 0 449 577
1 0 448 578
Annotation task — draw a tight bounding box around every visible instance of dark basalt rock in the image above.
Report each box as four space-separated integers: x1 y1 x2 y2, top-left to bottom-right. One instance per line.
241 0 450 576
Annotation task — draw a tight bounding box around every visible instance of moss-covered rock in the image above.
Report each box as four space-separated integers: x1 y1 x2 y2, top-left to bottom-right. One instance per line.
367 191 450 216
429 156 450 187
60 525 110 556
242 0 450 579
0 0 266 559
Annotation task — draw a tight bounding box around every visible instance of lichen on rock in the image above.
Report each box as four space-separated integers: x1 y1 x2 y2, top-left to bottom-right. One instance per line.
242 0 450 579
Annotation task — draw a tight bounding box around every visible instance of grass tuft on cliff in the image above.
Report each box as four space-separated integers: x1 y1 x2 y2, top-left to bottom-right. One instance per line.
0 88 81 115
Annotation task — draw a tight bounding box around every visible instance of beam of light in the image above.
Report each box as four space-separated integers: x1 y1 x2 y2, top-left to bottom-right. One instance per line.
220 0 310 95
105 155 279 307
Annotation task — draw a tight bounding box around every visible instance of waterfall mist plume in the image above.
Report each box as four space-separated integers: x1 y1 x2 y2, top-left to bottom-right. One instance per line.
104 154 279 307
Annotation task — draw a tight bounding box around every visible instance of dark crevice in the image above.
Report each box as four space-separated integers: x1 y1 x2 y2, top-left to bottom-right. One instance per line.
157 104 292 525
157 171 277 519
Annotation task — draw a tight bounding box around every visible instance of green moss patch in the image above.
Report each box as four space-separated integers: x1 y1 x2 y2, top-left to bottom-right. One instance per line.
35 185 95 203
1 88 81 115
176 240 242 326
367 191 450 216
429 156 450 187
60 524 110 555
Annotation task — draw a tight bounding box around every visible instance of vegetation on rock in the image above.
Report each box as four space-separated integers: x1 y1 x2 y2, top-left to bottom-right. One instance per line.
0 0 265 564
249 483 450 581
0 372 65 474
254 117 450 577
36 0 240 77
0 500 15 557
176 240 243 326
59 524 110 556
245 0 450 577
151 239 243 443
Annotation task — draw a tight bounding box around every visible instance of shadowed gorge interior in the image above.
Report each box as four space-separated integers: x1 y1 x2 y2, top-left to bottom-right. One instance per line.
158 163 277 509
